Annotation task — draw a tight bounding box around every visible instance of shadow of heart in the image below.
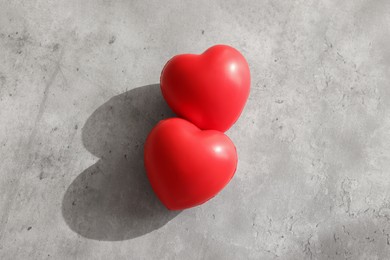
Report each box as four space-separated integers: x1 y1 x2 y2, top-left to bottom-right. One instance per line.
62 84 181 241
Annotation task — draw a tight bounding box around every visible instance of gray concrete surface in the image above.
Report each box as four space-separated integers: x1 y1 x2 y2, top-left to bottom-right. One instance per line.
1 0 390 259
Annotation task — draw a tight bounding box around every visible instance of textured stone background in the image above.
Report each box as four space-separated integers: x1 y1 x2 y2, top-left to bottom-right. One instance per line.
1 0 390 259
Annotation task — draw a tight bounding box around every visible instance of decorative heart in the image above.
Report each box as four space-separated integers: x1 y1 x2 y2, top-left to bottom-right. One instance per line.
144 118 237 210
160 45 251 132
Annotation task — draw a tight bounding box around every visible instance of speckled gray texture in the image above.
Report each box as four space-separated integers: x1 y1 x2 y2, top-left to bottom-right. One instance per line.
1 0 390 259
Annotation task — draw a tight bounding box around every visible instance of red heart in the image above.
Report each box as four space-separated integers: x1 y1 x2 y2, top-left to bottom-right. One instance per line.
160 45 251 132
144 118 237 210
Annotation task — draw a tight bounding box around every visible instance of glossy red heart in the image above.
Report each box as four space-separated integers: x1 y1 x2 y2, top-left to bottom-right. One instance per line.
160 45 250 132
144 118 237 210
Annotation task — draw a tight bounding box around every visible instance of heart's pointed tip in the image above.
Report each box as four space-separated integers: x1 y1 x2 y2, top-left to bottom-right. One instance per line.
164 204 187 211
163 201 202 211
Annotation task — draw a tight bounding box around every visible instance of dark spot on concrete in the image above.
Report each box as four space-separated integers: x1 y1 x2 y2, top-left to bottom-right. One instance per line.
109 36 116 44
15 34 29 49
109 150 112 153
16 32 18 35
52 43 60 52
27 227 32 231
75 124 78 130
279 125 283 129
201 30 205 35
76 68 79 71
0 75 6 87
16 50 22 54
124 154 127 159
72 201 76 206
274 59 278 62
9 93 12 96
275 100 284 104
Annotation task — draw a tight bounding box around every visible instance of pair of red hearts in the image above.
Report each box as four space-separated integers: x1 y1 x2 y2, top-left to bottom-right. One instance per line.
144 45 250 210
